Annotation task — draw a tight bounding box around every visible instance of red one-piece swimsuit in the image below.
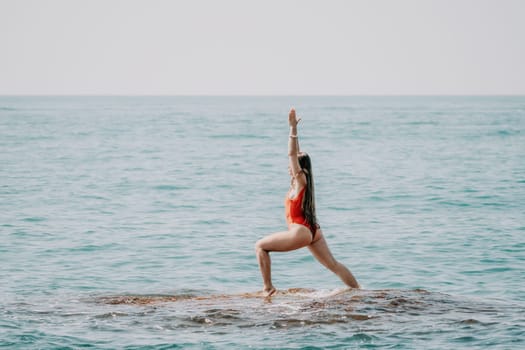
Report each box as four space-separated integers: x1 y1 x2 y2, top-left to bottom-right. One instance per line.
284 187 318 237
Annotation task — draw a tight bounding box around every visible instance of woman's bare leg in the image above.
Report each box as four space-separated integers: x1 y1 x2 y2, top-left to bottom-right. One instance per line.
255 246 275 296
255 226 312 296
308 230 360 288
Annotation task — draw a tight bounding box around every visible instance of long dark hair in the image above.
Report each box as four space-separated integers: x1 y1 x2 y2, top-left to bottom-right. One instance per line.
298 152 317 231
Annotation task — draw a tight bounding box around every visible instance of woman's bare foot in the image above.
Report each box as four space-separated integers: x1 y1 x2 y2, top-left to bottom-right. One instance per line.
263 286 277 297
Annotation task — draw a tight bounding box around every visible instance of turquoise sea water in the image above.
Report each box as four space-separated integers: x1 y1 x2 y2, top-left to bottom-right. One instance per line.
1 96 524 349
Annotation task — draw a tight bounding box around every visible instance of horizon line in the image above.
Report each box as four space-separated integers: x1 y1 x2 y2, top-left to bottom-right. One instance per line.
1 93 524 97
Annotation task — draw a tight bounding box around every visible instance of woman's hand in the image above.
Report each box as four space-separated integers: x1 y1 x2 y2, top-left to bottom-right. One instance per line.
288 108 302 128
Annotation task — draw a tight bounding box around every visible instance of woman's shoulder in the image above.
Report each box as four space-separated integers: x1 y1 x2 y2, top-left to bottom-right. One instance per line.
288 182 306 200
293 169 307 185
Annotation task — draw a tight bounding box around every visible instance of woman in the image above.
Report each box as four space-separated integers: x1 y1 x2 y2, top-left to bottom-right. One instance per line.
255 108 360 297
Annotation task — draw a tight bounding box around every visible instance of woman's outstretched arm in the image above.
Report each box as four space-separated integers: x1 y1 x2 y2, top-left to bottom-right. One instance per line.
288 108 305 185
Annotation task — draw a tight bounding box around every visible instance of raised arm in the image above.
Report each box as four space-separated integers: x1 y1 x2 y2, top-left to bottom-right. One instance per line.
288 108 306 186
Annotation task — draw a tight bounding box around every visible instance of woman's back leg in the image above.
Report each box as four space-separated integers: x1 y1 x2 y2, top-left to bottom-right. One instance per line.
308 230 360 288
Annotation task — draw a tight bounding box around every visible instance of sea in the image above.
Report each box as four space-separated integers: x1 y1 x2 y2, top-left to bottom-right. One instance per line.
1 96 524 349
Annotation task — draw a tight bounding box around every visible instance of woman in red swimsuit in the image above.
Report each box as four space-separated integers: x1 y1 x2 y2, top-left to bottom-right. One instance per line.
255 108 360 296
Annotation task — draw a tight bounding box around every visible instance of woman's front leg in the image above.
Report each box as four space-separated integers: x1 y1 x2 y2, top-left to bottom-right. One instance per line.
254 245 275 296
255 227 312 296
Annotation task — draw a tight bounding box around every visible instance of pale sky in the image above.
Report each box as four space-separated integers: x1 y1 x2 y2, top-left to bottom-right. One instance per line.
1 0 524 95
